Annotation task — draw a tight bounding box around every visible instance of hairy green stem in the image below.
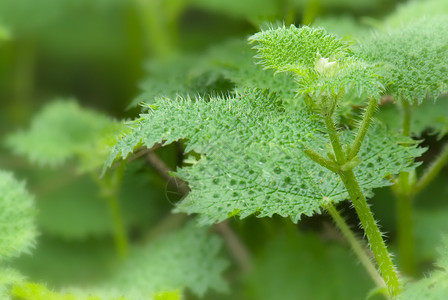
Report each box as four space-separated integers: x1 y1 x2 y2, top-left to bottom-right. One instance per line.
324 115 347 165
325 202 385 288
413 143 448 196
324 113 401 296
348 98 377 160
304 148 339 173
395 100 416 276
339 169 401 296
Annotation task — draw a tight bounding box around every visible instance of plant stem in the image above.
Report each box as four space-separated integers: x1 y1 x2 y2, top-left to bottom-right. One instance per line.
304 147 339 173
325 202 385 288
339 169 401 296
395 182 416 276
94 166 129 258
395 100 416 276
106 193 129 257
401 101 411 137
324 113 401 297
324 115 347 165
348 98 377 160
413 143 448 196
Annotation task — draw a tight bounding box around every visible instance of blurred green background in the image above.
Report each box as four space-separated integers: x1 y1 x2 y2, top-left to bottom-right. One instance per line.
2 0 448 299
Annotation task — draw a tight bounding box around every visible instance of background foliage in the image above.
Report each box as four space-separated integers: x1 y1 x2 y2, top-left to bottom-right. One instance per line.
1 0 448 299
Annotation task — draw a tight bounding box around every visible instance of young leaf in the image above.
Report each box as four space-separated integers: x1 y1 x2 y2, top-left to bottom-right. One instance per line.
360 16 448 104
6 100 122 172
0 171 37 261
194 39 299 104
106 89 423 224
249 24 383 107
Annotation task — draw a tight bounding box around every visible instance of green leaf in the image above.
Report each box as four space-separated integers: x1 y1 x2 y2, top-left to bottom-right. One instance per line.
399 237 448 299
193 39 299 104
249 25 384 107
76 223 228 299
384 0 448 28
0 268 24 300
250 24 351 76
6 100 123 172
243 231 374 300
11 282 128 300
360 16 448 104
128 55 232 108
0 171 37 260
153 290 181 300
106 89 423 224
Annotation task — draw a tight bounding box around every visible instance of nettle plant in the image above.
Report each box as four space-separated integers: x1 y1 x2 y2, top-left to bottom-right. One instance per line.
2 10 448 300
104 20 448 299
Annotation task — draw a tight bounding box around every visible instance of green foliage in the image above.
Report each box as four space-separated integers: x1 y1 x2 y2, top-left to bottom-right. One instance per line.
0 171 36 260
400 237 448 299
243 231 374 300
6 100 123 172
0 268 24 300
250 25 350 75
11 282 128 300
249 25 383 109
195 39 299 103
129 55 232 108
384 0 448 28
153 290 181 300
75 223 227 299
360 16 448 104
106 89 423 224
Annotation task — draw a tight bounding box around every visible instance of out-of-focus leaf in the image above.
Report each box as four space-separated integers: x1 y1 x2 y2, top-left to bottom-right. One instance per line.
384 0 448 28
6 100 123 172
0 268 24 300
73 223 228 299
399 237 448 299
0 171 36 261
